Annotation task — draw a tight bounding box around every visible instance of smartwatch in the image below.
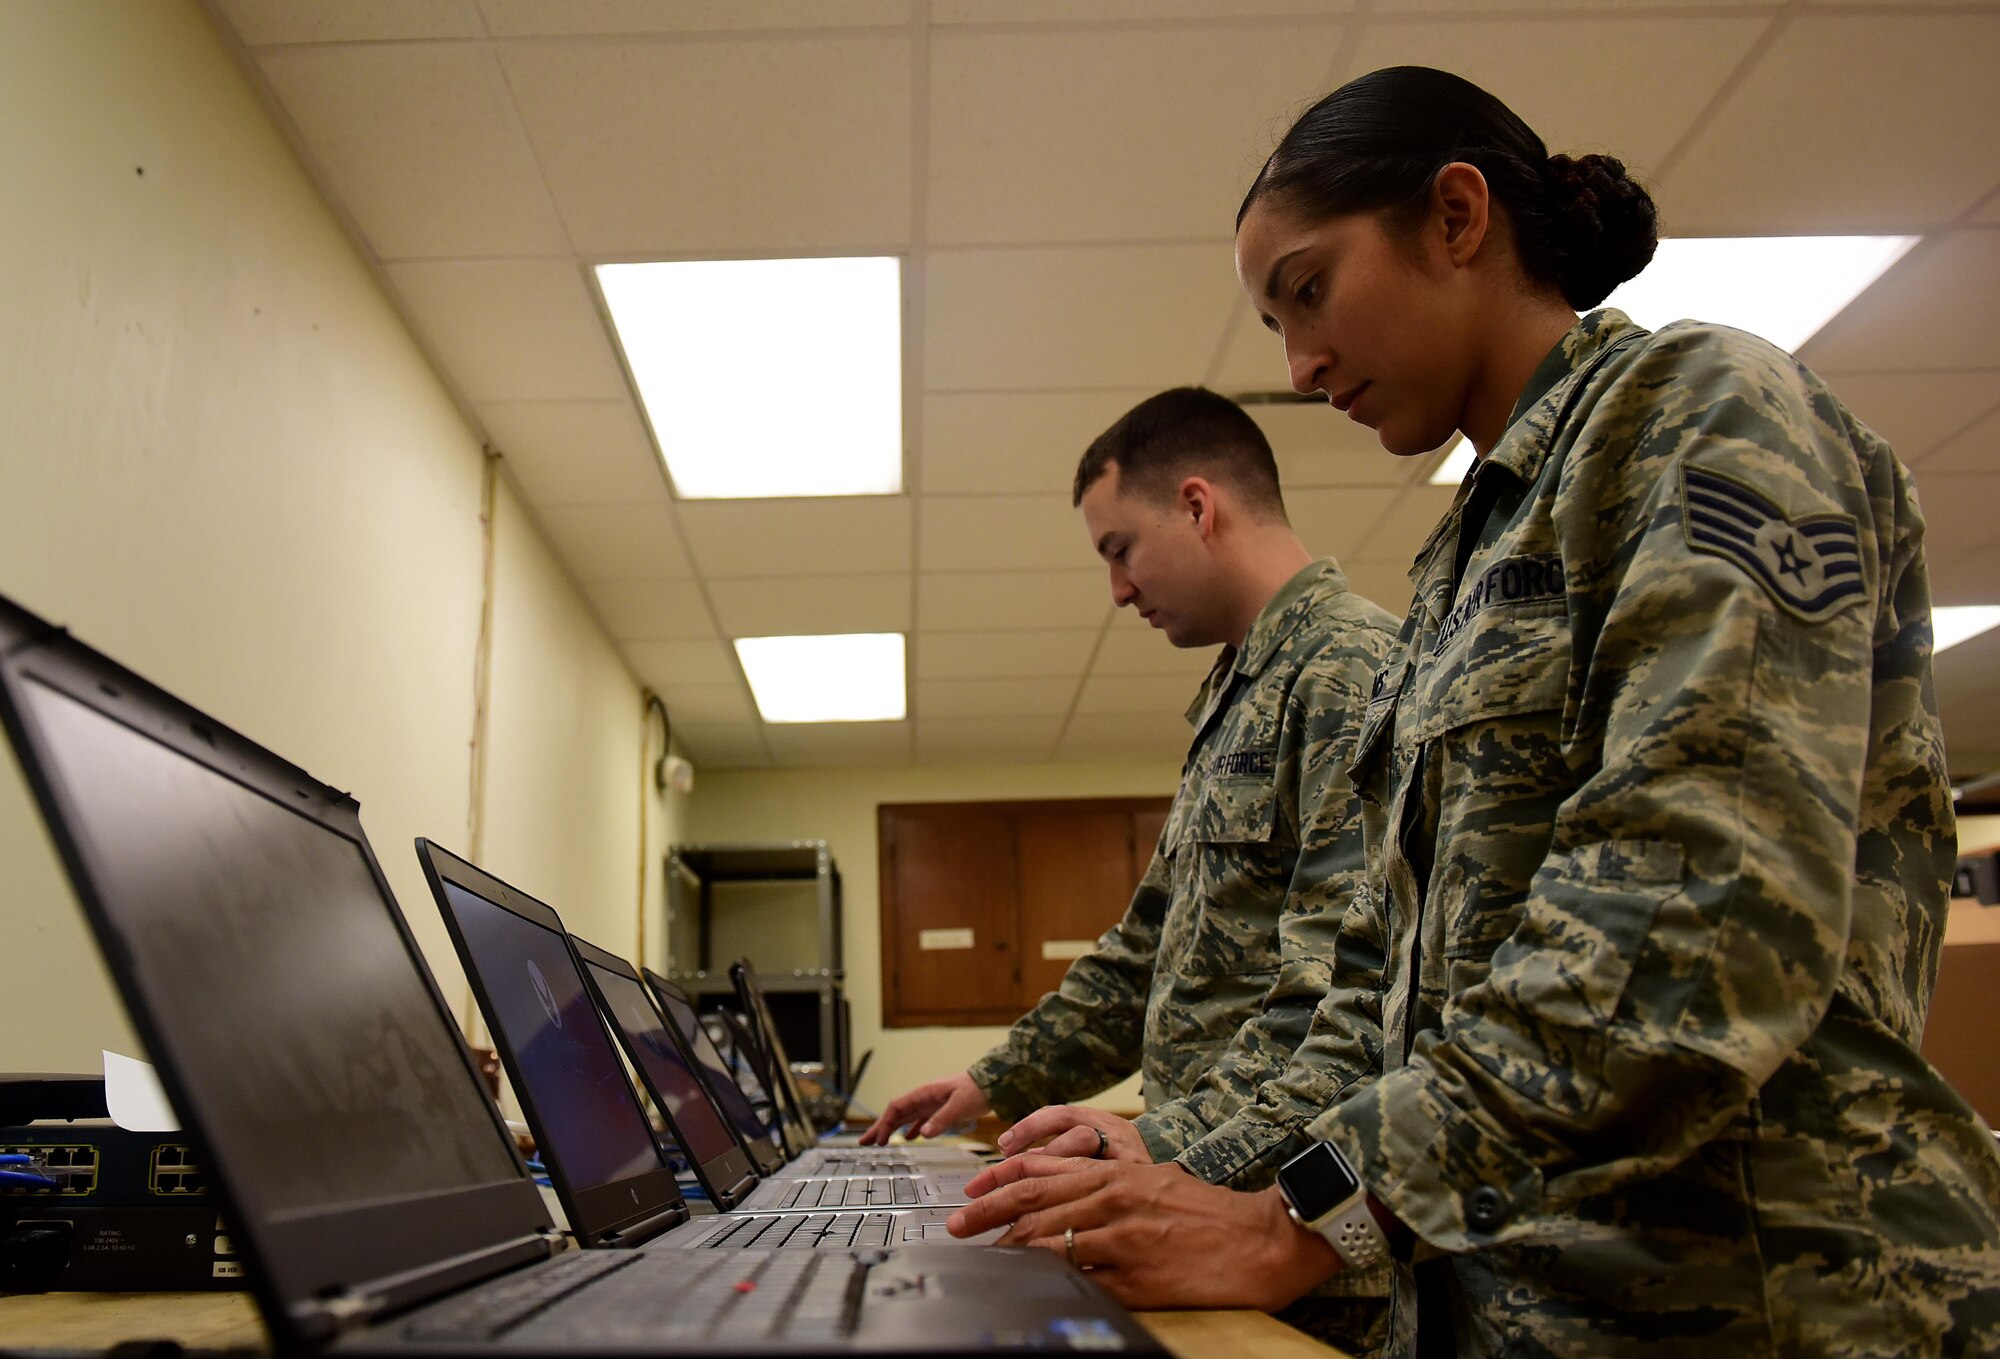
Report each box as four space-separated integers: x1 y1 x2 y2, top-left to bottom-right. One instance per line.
1275 1141 1388 1271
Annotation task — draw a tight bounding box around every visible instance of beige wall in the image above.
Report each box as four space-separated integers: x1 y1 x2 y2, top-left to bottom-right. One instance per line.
684 760 1181 1120
0 0 677 1073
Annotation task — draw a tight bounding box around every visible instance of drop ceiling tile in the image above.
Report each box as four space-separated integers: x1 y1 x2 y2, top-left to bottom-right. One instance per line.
919 570 1110 631
1661 15 2000 233
1093 621 1218 679
497 35 913 255
482 400 666 505
256 45 569 260
1285 487 1406 561
1802 234 2000 372
926 24 1340 244
1059 712 1192 761
677 499 912 578
1350 486 1458 564
657 684 758 726
919 495 1092 572
213 0 480 45
1918 405 2000 475
1977 190 2000 227
540 505 693 582
677 720 772 769
1814 373 2000 465
620 638 738 689
1210 313 1293 397
708 574 912 637
914 629 1100 679
582 578 713 639
914 677 1077 719
476 0 911 35
1343 15 1767 183
1339 559 1417 621
1073 673 1202 716
925 245 1239 391
1906 473 2000 559
915 717 1063 765
382 260 627 402
1925 546 2000 609
921 390 1155 495
1250 403 1414 489
932 0 1357 20
763 722 913 767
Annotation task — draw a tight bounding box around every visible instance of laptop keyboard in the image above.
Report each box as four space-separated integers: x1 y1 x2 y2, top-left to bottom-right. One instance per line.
405 1251 866 1346
698 1210 896 1250
770 1175 920 1209
400 1249 639 1342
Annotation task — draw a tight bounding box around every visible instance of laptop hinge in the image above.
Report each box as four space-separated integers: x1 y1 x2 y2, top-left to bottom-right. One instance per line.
290 1230 559 1341
600 1203 688 1247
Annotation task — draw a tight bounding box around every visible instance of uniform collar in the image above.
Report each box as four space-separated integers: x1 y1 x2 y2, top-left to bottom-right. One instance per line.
1182 558 1352 726
1484 308 1644 484
1405 309 1647 583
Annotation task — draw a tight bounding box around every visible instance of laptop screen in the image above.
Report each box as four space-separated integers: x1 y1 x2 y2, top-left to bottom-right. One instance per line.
651 980 779 1148
581 959 738 1169
17 679 520 1219
439 881 661 1193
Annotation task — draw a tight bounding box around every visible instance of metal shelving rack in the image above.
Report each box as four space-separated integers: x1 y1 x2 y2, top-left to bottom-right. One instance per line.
662 841 848 1096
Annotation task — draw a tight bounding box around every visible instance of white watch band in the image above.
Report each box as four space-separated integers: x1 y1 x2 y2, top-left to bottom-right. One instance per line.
1287 1193 1388 1272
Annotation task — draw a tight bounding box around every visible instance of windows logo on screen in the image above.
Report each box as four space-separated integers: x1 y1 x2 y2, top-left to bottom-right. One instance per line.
528 960 562 1029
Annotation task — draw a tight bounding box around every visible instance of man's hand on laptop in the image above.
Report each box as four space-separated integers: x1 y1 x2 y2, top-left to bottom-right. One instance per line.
859 1070 992 1145
945 1156 1340 1311
996 1105 1152 1164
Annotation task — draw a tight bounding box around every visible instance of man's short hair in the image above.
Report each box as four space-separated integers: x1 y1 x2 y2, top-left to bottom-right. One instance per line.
1072 387 1287 520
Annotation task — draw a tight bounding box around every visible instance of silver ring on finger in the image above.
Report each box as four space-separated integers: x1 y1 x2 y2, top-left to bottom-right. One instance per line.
1092 1126 1108 1159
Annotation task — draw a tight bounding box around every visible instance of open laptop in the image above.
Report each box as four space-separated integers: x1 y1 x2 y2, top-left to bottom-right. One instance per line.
578 945 975 1214
642 970 789 1175
0 594 1161 1355
416 841 981 1236
732 962 991 1172
646 973 984 1179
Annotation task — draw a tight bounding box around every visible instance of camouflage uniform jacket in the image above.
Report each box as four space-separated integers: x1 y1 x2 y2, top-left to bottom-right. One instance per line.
967 559 1398 1162
1300 310 2000 1357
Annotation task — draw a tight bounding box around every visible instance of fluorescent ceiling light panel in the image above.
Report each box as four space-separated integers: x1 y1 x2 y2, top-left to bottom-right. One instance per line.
1602 235 1916 354
1933 606 2000 655
1427 236 1915 489
734 633 906 723
597 256 903 499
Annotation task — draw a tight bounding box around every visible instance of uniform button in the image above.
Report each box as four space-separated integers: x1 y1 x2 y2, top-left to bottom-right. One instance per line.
1467 1186 1508 1232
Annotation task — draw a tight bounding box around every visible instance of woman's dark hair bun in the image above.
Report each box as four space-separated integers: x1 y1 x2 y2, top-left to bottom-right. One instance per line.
1240 68 1663 313
1538 153 1658 310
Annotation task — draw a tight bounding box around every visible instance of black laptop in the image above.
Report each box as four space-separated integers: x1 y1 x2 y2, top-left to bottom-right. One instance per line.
646 974 980 1180
416 841 981 1242
0 594 1162 1355
643 971 789 1176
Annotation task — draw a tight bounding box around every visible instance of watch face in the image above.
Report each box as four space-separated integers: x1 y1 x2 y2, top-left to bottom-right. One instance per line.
1280 1143 1362 1221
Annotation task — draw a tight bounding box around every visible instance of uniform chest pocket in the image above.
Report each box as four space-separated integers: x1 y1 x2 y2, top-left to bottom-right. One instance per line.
1186 774 1280 845
1166 774 1289 979
1412 597 1571 744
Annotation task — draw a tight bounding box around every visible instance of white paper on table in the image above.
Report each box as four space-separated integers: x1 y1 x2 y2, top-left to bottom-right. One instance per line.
103 1050 180 1132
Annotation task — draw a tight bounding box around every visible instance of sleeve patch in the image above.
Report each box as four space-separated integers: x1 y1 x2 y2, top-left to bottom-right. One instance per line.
1681 465 1866 623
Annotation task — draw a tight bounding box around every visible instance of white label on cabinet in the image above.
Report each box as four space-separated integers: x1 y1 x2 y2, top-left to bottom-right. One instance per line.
1040 939 1095 961
919 928 975 951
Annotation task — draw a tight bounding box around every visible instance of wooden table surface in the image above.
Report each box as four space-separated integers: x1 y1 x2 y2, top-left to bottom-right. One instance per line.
0 1289 1346 1358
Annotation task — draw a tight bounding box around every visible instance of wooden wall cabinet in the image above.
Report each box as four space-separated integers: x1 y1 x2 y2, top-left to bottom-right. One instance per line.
879 797 1172 1027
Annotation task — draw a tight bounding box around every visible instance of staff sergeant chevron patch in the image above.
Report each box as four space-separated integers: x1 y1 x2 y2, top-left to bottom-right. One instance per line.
1681 464 1867 623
